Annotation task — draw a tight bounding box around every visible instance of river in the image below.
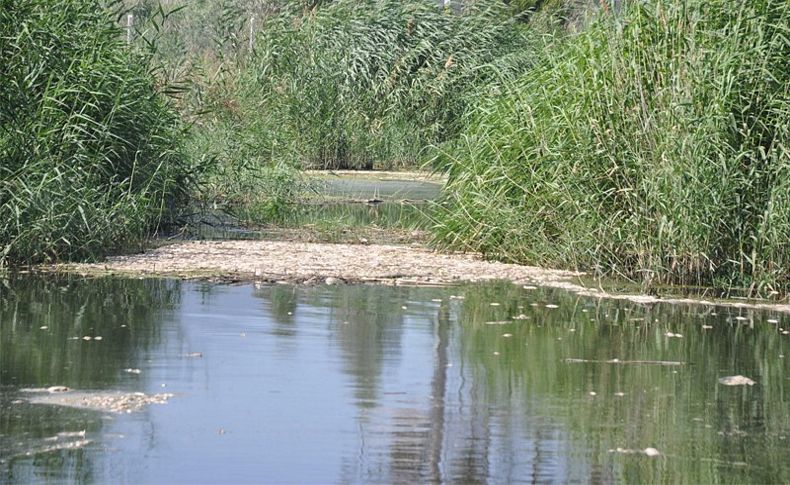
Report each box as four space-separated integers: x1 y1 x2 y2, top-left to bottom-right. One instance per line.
1 275 789 483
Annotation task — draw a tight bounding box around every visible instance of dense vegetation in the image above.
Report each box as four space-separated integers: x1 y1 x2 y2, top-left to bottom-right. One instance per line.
0 0 194 265
2 0 788 295
242 0 529 170
433 0 790 294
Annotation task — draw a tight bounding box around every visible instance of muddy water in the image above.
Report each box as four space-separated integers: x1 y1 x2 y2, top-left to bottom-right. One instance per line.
2 276 790 483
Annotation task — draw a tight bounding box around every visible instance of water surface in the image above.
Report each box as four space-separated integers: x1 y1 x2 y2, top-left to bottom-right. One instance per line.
2 276 789 483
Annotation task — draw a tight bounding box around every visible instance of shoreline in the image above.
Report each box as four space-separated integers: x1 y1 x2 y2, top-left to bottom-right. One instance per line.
41 239 790 315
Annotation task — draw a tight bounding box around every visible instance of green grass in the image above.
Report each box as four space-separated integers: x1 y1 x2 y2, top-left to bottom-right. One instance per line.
0 0 196 266
432 0 790 295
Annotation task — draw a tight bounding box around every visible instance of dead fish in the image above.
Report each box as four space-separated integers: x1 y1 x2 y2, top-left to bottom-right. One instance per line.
718 375 756 386
47 386 70 393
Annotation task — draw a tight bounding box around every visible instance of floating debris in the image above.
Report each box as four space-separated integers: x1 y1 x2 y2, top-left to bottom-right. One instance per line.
431 299 443 302
401 306 408 310
718 375 755 386
82 336 92 341
490 302 500 306
493 352 500 356
665 332 683 338
485 321 511 325
512 314 529 320
39 326 48 330
184 352 203 358
502 333 513 338
702 325 713 330
735 316 748 321
609 447 660 457
19 388 173 414
124 368 141 374
614 392 626 397
767 319 780 324
522 285 537 290
565 358 686 366
545 304 559 309
324 277 340 285
23 439 92 457
589 391 597 396
94 336 103 341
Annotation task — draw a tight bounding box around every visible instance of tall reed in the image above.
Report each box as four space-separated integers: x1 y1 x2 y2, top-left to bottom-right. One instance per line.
0 0 194 266
433 0 790 294
223 0 534 170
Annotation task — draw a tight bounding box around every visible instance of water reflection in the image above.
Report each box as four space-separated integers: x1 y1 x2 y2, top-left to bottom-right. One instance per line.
0 275 180 482
1 276 789 483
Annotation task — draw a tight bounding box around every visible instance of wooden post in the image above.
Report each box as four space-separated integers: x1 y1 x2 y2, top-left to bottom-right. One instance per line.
126 14 133 44
249 15 255 51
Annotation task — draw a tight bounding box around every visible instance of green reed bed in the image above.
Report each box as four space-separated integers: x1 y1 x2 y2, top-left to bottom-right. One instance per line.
0 0 194 266
433 0 789 294
213 0 533 171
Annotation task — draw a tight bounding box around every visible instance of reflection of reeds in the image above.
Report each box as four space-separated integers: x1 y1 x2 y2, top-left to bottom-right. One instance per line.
433 0 790 295
0 276 180 388
454 281 790 483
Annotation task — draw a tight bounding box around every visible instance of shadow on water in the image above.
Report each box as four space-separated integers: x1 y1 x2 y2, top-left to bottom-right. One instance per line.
2 275 790 483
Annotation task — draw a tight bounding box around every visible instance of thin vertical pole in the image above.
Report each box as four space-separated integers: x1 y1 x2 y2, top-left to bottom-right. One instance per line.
126 14 133 44
249 15 255 51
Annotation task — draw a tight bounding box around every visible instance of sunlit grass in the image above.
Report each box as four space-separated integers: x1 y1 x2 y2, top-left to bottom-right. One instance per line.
432 0 790 295
0 0 196 266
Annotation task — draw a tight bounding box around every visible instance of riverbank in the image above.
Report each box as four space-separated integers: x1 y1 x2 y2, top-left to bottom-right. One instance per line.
52 239 790 315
